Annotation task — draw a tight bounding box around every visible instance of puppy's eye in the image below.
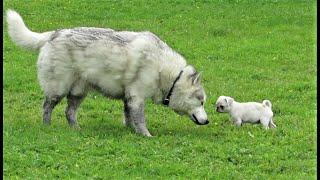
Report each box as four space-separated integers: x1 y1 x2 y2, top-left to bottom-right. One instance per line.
219 105 224 110
201 101 204 106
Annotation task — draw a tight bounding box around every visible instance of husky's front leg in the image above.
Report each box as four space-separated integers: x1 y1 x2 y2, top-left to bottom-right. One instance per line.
124 97 152 137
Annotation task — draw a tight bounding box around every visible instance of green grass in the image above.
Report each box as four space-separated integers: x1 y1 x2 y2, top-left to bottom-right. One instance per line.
3 0 316 179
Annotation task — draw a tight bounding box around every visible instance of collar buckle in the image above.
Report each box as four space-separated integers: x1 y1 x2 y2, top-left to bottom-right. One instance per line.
163 98 170 106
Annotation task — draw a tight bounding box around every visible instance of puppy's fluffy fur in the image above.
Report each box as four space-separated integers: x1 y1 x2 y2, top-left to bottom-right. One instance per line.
215 96 276 129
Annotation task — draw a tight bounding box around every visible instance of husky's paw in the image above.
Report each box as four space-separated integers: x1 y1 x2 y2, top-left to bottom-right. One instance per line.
123 118 133 128
70 124 81 130
144 133 153 137
142 133 153 137
142 129 153 137
136 130 153 137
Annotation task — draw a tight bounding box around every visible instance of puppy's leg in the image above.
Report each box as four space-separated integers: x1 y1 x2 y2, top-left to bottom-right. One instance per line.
43 95 64 124
65 94 86 128
234 118 242 127
124 96 152 137
260 118 270 130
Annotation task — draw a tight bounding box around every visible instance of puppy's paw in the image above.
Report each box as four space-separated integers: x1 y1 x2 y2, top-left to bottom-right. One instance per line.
234 120 242 127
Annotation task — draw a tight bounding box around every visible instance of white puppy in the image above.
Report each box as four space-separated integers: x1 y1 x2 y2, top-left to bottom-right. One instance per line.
215 96 276 129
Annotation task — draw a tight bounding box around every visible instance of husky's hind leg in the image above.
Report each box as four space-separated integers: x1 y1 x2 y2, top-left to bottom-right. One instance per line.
41 79 72 125
65 94 86 128
37 43 76 125
43 95 64 124
65 79 87 128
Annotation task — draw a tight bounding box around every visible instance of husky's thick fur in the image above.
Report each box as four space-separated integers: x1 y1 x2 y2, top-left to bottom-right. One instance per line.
6 10 209 136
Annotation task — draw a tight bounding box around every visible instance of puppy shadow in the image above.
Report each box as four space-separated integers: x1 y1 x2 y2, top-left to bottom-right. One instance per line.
152 122 228 139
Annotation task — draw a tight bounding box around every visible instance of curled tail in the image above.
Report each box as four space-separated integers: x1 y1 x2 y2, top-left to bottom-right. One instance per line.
262 100 276 128
6 9 53 50
269 118 277 128
262 100 272 109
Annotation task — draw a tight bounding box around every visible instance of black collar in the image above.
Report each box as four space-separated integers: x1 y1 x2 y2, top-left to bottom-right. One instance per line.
163 70 183 106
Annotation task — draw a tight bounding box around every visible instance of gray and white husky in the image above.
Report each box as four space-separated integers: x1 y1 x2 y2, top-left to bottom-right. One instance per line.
6 10 209 136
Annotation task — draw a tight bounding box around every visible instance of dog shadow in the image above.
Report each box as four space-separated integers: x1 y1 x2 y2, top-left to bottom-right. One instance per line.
77 121 136 138
76 120 218 139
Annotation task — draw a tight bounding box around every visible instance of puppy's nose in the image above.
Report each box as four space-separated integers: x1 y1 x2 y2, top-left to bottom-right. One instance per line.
203 120 209 125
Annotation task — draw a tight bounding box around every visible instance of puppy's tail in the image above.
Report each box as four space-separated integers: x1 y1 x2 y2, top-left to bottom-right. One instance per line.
6 9 53 50
269 118 277 128
263 100 276 128
262 100 272 109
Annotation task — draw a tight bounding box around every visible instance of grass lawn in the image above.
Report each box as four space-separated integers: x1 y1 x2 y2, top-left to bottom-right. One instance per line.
3 0 317 179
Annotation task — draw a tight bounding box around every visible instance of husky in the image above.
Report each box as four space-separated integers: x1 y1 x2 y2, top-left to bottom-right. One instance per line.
6 10 209 136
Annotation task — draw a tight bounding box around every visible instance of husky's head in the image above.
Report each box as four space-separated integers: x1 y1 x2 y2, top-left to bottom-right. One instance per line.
168 66 209 125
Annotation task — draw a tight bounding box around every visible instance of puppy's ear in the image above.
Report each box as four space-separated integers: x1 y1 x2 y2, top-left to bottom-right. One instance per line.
225 97 234 106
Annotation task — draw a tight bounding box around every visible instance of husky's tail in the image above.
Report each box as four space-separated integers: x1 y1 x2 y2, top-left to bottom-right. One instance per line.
262 100 272 109
6 9 53 50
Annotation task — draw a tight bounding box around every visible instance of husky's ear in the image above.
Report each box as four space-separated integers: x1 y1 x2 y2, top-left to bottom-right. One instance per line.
184 66 201 85
193 72 201 85
190 72 201 85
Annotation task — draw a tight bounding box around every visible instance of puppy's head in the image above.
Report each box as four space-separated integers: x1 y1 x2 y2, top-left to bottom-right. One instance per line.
215 96 234 113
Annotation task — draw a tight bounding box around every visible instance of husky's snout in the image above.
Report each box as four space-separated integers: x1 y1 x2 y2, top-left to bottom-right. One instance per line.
191 114 209 125
190 106 209 125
